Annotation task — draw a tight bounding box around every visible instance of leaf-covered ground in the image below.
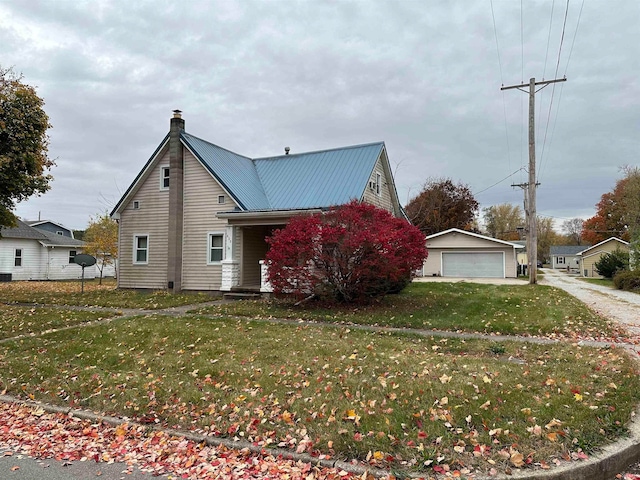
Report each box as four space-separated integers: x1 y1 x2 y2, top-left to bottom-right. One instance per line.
1 314 638 477
0 304 116 340
189 282 626 340
0 279 216 309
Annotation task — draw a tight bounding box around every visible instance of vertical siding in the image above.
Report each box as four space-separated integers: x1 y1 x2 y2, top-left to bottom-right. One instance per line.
118 150 170 289
362 154 394 213
181 150 238 290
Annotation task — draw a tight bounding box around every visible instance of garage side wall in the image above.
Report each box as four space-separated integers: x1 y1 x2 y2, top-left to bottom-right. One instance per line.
422 233 518 278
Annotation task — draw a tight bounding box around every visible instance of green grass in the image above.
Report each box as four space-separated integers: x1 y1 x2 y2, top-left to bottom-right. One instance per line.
0 314 637 476
0 305 118 339
580 278 614 288
0 280 216 309
189 282 622 339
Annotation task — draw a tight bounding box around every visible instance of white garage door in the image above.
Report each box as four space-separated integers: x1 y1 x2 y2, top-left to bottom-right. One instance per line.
442 252 504 278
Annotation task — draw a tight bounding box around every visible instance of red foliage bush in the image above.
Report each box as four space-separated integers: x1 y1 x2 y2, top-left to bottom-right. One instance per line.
265 201 428 303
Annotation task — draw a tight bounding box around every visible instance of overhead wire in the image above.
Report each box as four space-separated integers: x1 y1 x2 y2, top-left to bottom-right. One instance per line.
474 167 526 197
537 1 556 144
538 0 570 183
490 0 514 182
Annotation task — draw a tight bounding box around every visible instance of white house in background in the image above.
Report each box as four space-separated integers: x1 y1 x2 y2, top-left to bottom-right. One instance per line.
549 245 586 271
0 219 95 281
421 228 524 279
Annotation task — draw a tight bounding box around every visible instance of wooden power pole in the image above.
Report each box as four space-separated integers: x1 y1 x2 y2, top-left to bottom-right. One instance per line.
501 77 566 284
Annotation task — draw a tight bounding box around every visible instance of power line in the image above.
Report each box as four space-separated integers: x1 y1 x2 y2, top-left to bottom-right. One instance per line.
564 0 585 76
474 167 525 196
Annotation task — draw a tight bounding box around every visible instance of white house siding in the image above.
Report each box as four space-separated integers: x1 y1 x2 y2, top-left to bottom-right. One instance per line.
422 233 517 278
44 248 96 280
362 153 395 214
181 150 239 291
0 238 44 280
117 150 170 289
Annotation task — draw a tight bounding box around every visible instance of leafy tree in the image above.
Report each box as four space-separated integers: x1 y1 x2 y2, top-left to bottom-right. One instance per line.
582 177 630 245
404 177 479 236
83 213 118 284
537 216 560 264
0 66 53 228
482 203 524 241
594 248 629 279
561 218 585 245
265 200 428 303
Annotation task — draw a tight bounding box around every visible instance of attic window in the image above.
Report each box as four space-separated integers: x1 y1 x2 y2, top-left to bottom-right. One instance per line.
56 231 64 235
218 195 225 204
161 167 170 190
133 201 140 209
375 172 381 196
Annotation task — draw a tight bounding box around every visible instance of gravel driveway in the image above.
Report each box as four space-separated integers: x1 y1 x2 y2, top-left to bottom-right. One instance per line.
539 268 640 336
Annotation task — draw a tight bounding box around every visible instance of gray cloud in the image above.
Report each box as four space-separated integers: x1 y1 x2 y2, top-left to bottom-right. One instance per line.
1 0 637 230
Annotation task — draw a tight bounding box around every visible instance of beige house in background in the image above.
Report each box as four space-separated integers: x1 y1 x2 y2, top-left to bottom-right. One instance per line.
421 228 524 278
579 237 629 278
110 111 404 293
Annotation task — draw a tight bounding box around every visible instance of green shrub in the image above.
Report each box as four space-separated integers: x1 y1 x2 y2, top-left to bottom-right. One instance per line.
613 270 640 291
595 248 629 279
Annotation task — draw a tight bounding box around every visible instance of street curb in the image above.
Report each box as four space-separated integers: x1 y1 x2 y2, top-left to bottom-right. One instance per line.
2 398 640 479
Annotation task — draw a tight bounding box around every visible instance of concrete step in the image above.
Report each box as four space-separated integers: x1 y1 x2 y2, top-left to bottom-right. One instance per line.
222 292 263 301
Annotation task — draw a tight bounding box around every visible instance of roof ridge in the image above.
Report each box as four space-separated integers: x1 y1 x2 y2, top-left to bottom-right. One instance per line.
253 141 384 161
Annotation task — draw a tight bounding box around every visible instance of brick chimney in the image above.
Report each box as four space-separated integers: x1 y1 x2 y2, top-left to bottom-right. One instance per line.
167 110 185 292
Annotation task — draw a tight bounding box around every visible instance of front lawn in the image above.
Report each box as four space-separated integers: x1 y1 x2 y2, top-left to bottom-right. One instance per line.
0 314 638 477
580 278 614 288
0 305 118 340
189 282 623 340
0 280 216 309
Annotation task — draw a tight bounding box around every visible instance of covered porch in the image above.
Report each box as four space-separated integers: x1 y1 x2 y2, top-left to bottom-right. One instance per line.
217 209 321 293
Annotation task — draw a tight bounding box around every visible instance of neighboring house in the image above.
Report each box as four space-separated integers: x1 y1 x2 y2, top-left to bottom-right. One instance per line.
25 220 74 238
578 237 629 278
0 219 94 281
512 240 528 268
420 228 524 278
110 111 404 293
549 245 586 271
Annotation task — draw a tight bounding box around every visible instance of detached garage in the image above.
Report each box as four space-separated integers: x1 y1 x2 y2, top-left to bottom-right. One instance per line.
421 228 523 279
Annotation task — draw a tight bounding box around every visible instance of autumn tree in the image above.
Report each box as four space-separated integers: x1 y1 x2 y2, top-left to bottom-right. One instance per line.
265 201 428 303
582 175 632 245
561 218 585 245
0 66 53 228
482 203 524 241
537 216 560 264
83 213 118 284
404 177 479 236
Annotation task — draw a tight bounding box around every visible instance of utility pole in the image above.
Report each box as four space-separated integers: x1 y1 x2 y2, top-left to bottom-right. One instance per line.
502 77 566 284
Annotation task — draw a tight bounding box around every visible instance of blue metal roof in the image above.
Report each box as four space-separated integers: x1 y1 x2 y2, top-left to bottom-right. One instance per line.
254 143 384 210
182 133 384 212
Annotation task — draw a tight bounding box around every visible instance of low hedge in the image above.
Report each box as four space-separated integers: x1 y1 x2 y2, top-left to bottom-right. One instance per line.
613 269 640 291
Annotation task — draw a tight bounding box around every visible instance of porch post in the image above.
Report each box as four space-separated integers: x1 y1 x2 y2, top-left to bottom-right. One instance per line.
259 260 273 293
220 225 239 291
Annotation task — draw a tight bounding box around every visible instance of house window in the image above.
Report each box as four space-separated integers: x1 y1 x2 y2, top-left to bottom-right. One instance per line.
218 195 225 204
208 233 224 263
557 257 565 264
14 249 22 267
161 167 170 190
133 200 140 210
134 235 149 264
375 172 381 196
69 250 77 264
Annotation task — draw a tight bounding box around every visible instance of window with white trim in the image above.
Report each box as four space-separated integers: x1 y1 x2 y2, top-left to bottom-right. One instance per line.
69 250 77 264
161 167 170 190
557 257 565 264
134 235 149 264
375 172 381 196
208 233 224 263
14 249 22 267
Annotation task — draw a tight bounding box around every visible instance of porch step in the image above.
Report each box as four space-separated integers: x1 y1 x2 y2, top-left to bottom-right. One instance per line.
223 292 263 301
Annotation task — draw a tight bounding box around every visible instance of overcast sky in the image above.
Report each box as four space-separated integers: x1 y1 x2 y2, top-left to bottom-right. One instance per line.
2 0 638 231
